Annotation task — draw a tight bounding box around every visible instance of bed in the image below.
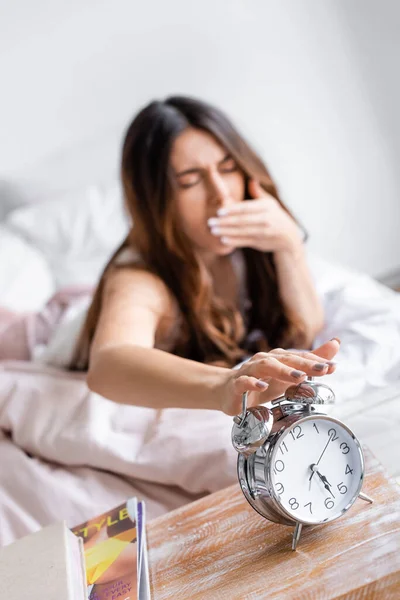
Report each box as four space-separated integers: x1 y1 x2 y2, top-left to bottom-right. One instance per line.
0 173 399 548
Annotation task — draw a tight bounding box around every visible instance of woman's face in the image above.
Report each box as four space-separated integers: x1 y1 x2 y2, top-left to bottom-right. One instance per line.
170 127 245 261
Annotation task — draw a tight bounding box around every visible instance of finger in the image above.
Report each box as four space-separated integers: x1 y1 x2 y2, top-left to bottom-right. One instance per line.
252 348 336 366
248 178 269 199
208 212 270 228
312 339 341 360
271 348 338 373
217 198 274 216
270 352 335 376
210 224 271 238
233 375 270 396
227 376 270 415
220 236 272 249
243 355 308 385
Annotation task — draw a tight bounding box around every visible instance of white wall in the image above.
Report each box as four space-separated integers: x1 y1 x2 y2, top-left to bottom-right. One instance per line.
0 0 399 277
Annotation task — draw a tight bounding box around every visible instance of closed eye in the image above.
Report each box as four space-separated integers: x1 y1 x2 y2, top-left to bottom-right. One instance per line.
219 156 238 173
177 172 202 189
175 155 238 189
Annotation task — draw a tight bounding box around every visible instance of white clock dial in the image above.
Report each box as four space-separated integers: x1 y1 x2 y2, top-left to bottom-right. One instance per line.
269 416 364 524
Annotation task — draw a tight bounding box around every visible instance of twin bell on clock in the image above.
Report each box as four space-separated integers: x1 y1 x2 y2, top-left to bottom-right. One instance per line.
231 378 374 550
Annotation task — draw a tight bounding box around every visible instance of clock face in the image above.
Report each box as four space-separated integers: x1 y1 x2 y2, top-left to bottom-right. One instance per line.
269 415 364 525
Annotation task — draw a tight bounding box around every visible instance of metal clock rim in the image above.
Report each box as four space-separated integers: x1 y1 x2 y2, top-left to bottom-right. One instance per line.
237 452 295 526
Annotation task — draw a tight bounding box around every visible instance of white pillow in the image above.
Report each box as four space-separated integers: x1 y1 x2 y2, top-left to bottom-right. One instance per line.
5 182 129 289
0 225 54 311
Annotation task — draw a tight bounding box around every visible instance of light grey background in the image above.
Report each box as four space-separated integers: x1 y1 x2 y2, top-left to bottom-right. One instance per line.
0 0 399 277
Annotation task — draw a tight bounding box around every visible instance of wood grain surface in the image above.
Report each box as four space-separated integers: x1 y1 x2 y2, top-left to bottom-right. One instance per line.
147 446 400 599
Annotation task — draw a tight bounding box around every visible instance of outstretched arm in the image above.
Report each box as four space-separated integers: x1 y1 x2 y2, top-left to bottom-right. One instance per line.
87 268 338 415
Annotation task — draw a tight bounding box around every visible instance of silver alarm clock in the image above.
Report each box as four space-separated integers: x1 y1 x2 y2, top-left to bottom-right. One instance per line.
232 379 373 550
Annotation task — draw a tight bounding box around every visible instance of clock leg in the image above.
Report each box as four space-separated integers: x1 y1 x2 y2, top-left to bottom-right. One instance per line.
292 522 303 551
358 491 374 504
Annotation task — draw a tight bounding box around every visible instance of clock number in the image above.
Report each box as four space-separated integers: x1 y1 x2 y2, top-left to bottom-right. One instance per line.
337 482 348 495
289 498 299 510
304 501 313 514
324 498 334 510
313 423 319 434
345 464 354 475
275 482 284 495
340 442 350 455
279 441 288 455
289 425 304 441
328 428 339 442
274 460 285 474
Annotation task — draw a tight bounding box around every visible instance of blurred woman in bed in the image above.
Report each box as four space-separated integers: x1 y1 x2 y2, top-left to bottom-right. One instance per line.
71 96 339 415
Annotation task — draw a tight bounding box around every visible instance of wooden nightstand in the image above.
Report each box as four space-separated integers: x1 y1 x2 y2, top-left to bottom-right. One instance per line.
147 446 400 599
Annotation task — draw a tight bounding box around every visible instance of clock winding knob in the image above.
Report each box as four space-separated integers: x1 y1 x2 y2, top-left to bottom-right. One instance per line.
232 393 273 456
274 380 335 406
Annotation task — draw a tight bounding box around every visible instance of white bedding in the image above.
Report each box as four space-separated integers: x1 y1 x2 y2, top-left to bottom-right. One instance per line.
0 225 54 312
4 181 128 289
0 361 229 546
0 199 400 547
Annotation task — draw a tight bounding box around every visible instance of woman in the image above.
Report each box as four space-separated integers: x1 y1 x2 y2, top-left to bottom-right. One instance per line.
72 96 338 416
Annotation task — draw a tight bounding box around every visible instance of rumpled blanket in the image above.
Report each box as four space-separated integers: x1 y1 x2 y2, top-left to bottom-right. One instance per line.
0 255 399 546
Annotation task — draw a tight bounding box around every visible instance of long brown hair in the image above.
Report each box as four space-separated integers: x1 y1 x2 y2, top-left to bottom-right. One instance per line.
71 96 307 370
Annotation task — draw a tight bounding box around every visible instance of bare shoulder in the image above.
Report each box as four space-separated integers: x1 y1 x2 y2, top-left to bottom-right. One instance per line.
92 266 177 352
103 266 175 315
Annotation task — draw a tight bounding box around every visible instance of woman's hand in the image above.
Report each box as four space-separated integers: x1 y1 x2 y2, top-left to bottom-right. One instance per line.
208 179 302 254
218 339 340 416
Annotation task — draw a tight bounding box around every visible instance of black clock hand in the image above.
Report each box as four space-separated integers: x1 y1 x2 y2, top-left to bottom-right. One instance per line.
324 483 335 499
316 433 333 466
319 473 333 488
315 470 335 498
308 463 316 490
308 432 334 491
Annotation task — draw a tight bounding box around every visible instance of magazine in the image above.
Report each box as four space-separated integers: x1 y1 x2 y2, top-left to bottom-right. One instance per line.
72 497 150 600
136 501 151 600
